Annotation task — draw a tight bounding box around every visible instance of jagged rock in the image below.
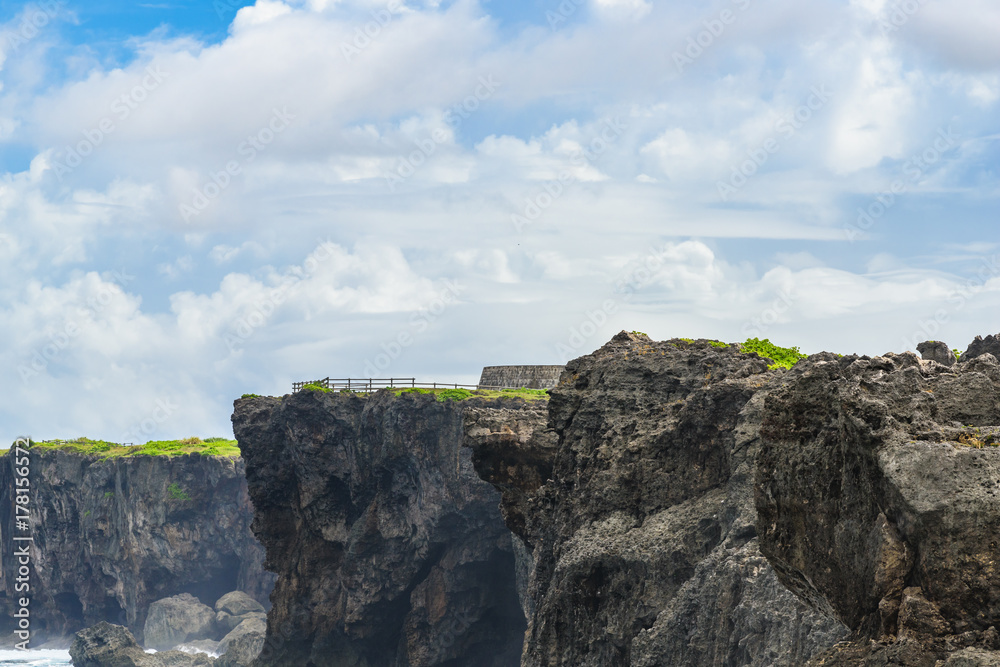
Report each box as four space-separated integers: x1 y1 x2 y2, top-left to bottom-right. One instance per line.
144 594 216 651
214 592 263 617
754 351 1000 664
0 451 274 643
467 334 846 666
69 621 214 667
215 631 265 667
231 390 529 666
959 333 1000 363
917 340 956 366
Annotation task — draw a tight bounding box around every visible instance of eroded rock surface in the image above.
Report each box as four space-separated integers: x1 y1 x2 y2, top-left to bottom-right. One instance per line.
231 390 529 667
467 332 846 666
756 351 1000 665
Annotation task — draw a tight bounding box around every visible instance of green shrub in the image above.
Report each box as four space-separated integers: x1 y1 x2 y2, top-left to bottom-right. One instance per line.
739 337 806 370
630 331 648 337
708 340 729 348
104 491 114 498
241 393 260 399
436 388 473 402
167 483 190 501
953 349 961 361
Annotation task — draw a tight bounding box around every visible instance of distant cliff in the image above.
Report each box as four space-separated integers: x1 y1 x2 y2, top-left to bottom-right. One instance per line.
0 448 273 644
231 390 533 667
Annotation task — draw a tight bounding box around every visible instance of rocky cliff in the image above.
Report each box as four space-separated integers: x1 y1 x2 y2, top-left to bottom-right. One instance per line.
465 332 847 666
756 349 1000 665
0 449 273 644
231 390 531 667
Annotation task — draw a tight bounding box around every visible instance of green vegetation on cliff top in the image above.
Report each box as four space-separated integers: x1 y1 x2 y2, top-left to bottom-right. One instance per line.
2 436 240 458
298 383 550 402
737 338 807 370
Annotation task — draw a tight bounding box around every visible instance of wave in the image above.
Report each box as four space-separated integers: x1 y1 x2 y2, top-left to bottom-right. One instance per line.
0 649 72 666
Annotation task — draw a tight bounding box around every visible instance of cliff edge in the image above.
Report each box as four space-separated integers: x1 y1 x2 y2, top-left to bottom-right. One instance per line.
756 351 1000 665
231 389 531 667
0 448 272 644
467 331 847 666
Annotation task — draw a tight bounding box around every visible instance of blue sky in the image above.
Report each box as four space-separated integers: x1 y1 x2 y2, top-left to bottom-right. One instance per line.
0 0 998 443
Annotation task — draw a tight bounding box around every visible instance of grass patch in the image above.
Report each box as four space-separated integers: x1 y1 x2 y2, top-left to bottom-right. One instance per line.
167 483 191 500
241 393 261 399
739 338 807 370
708 340 729 348
16 437 240 459
390 387 549 402
630 331 648 337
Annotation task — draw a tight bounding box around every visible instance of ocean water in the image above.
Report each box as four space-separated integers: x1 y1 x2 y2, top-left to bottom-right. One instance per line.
0 650 71 666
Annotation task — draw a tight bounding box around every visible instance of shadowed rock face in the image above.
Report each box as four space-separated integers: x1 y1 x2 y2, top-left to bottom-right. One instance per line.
960 333 1000 363
756 351 1000 665
467 332 847 666
0 451 272 644
231 390 529 667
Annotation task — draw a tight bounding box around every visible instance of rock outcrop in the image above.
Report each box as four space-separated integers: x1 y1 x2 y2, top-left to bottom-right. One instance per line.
916 340 956 366
231 390 530 667
959 333 1000 363
755 350 1000 664
0 450 274 643
466 332 846 666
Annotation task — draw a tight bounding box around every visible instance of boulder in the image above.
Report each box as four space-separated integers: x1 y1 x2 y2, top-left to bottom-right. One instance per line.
217 617 266 656
143 593 216 651
916 340 956 366
70 621 215 667
215 631 265 667
214 591 264 617
70 621 151 667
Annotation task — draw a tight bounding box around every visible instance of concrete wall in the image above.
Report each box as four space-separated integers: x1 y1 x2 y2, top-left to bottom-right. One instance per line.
478 365 565 390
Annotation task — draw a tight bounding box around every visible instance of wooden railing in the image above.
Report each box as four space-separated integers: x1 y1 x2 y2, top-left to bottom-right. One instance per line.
291 378 509 393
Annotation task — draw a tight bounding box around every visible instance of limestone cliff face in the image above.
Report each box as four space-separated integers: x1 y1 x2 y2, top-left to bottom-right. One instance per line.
0 450 272 643
466 332 846 666
756 351 1000 665
231 390 529 667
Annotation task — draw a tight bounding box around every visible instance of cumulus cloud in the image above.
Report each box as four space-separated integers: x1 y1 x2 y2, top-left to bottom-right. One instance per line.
0 0 996 441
